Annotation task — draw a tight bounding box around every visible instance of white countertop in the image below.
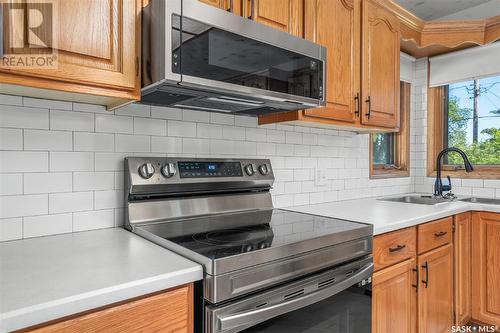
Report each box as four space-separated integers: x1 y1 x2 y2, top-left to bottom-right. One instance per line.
290 194 500 235
0 228 203 332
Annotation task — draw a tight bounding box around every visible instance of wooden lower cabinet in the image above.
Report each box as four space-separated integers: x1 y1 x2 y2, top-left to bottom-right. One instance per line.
372 258 417 333
418 244 454 333
454 212 472 325
472 211 500 327
25 284 193 333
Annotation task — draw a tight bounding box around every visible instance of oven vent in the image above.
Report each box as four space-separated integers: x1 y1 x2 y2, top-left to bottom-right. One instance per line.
283 289 305 300
318 277 336 289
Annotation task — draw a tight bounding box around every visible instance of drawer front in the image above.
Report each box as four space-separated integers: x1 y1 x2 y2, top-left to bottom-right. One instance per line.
374 226 417 271
418 217 453 254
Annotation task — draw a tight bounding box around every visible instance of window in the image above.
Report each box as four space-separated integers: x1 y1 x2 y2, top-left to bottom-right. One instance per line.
370 82 411 178
428 75 500 178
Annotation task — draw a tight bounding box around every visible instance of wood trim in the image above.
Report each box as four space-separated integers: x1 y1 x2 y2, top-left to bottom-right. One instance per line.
427 86 500 179
454 212 472 326
375 0 500 58
370 81 410 179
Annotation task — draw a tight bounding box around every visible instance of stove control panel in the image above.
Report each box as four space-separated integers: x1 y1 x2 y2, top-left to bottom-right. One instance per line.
126 157 274 194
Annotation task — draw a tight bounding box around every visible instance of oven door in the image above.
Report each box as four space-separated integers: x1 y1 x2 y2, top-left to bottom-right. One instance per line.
205 257 373 333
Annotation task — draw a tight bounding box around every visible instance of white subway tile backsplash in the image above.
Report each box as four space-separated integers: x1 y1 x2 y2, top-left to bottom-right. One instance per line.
96 114 133 134
197 123 223 139
182 109 210 123
115 103 150 117
23 214 72 238
94 190 124 209
73 209 114 232
74 132 114 152
74 172 114 191
182 138 210 154
0 105 49 129
0 128 23 150
235 116 257 127
0 151 48 173
50 110 94 132
151 136 182 153
95 153 127 171
151 106 182 120
23 97 72 110
0 174 23 195
222 126 245 140
0 194 48 218
24 173 72 194
134 117 167 136
50 152 94 172
49 192 93 214
210 113 234 125
72 103 107 113
168 120 196 137
0 94 23 106
115 134 150 152
0 218 23 241
24 130 72 151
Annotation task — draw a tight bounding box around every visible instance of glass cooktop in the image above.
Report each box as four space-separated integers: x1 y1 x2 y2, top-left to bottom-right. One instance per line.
138 209 370 260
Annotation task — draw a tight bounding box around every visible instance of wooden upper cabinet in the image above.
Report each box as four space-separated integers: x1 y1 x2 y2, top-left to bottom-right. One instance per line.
0 0 140 109
361 0 400 129
199 0 242 15
472 212 500 328
372 258 417 333
243 0 302 36
454 212 472 326
303 0 360 123
418 244 453 333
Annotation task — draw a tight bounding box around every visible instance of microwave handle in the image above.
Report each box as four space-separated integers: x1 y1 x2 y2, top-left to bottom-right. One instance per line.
217 262 373 332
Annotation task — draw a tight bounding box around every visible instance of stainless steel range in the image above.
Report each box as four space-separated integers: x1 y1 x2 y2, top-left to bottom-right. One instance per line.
125 157 373 333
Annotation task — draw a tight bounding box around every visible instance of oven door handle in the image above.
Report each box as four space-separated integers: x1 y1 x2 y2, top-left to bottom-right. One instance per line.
217 262 373 332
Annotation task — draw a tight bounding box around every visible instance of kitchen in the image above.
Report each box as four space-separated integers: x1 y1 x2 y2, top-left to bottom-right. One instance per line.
0 0 499 332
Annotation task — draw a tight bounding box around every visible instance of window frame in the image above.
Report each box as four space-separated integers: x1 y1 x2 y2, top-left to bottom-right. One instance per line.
427 85 500 179
370 81 411 179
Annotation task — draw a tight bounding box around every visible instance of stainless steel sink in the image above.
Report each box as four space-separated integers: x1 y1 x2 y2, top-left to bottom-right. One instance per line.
379 195 453 205
459 197 500 205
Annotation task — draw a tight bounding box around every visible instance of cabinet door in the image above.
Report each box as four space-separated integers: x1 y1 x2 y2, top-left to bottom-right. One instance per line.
418 244 453 333
472 212 500 327
243 0 301 35
372 258 417 333
361 0 400 129
454 212 472 326
0 0 139 93
27 284 194 332
303 0 360 123
199 0 241 15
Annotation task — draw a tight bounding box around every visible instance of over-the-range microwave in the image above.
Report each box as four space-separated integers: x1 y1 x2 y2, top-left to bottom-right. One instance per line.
141 0 327 116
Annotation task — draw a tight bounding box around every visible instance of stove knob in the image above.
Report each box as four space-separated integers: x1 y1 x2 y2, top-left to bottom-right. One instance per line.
244 164 256 176
161 163 177 178
138 163 155 179
258 164 270 175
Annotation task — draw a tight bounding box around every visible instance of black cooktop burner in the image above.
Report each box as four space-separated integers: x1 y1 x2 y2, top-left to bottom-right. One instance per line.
138 209 369 260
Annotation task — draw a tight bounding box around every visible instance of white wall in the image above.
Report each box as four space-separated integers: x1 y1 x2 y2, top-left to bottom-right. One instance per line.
437 0 500 20
411 58 500 198
0 95 412 241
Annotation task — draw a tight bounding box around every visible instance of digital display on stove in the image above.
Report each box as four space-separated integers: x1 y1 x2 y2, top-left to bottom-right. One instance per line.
178 161 243 178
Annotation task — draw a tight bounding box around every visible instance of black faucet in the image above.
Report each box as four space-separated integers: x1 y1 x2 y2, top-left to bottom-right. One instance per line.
434 147 474 197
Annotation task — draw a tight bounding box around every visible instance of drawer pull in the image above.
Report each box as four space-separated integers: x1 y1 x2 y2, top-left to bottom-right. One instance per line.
434 231 447 237
388 244 406 253
421 261 429 288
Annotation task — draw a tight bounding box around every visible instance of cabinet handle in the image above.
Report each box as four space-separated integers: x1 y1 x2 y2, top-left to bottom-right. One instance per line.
412 265 418 291
388 244 406 253
354 93 360 117
227 0 234 13
421 261 429 288
244 0 254 19
365 96 371 119
434 231 447 237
